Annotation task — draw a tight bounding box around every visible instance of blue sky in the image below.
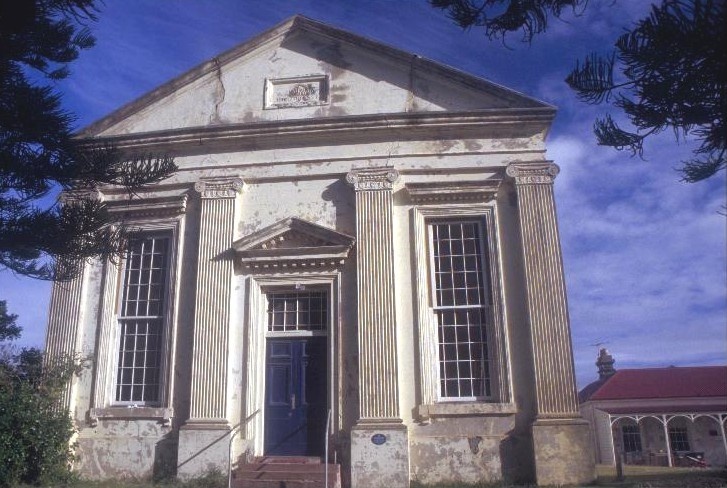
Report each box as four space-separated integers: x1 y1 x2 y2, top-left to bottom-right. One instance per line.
2 0 725 388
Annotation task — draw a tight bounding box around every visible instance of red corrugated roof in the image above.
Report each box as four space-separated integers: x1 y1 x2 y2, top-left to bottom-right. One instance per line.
582 366 727 401
601 405 726 415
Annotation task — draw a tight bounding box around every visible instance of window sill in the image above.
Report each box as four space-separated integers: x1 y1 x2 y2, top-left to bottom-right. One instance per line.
88 406 173 426
417 402 517 420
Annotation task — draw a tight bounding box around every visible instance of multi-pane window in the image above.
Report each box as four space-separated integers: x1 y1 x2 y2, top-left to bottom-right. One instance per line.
622 425 642 453
430 221 491 399
267 291 327 332
669 426 690 451
115 235 169 404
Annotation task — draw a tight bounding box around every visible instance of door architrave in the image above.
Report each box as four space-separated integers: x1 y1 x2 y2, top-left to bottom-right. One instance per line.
243 272 341 456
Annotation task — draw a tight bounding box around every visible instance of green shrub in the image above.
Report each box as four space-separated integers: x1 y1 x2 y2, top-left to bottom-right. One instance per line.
0 347 87 487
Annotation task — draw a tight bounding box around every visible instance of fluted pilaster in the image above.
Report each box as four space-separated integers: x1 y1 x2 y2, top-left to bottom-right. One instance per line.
346 167 400 422
507 162 579 418
91 260 119 410
189 176 244 423
46 189 100 410
45 269 85 408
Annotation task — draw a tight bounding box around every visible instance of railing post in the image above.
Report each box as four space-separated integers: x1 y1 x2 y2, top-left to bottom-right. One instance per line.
325 408 332 488
227 409 260 488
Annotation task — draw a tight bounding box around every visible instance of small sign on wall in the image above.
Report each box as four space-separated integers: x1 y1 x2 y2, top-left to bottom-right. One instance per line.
264 74 328 109
371 433 387 445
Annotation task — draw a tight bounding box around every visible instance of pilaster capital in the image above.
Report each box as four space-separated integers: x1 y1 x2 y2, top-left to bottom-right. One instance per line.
506 162 560 185
194 176 245 199
346 167 400 191
59 187 104 204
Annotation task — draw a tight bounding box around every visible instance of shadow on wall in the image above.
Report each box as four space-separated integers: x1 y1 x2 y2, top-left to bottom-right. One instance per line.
154 431 179 481
500 430 536 485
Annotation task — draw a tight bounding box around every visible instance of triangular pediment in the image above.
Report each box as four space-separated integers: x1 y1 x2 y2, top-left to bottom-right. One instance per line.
79 15 552 139
233 217 355 271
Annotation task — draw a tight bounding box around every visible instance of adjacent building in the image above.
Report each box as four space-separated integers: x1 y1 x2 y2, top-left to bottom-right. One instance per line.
45 16 594 487
580 349 727 469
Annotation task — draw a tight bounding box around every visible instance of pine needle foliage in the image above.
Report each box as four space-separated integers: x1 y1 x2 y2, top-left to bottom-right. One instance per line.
0 300 20 341
0 0 177 281
429 0 585 41
566 0 726 182
432 0 726 184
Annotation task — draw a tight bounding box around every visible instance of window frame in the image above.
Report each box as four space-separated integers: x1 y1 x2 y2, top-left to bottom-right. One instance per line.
668 425 691 452
265 289 329 335
112 233 173 407
88 210 185 424
412 203 512 413
621 424 642 453
427 219 493 402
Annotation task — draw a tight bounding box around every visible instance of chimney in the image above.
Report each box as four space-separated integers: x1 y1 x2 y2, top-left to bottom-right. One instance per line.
596 348 616 379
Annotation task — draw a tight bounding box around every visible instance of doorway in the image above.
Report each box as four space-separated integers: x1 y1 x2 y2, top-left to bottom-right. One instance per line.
264 337 327 455
263 291 328 456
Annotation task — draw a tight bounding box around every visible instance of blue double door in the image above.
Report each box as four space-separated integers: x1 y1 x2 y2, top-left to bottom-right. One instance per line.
264 337 327 456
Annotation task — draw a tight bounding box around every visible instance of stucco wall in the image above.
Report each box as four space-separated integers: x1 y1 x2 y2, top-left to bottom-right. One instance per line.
75 421 176 479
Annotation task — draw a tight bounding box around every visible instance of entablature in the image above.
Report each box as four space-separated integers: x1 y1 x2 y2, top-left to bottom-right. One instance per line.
104 194 188 219
405 180 501 204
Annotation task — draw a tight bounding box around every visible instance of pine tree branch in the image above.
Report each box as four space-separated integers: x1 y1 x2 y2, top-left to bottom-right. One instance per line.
680 152 726 183
430 0 586 41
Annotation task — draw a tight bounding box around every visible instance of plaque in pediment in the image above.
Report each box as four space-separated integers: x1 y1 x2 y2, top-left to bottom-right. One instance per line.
264 74 328 109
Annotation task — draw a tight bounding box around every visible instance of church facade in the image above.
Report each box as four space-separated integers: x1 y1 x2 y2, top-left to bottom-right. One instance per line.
45 16 594 487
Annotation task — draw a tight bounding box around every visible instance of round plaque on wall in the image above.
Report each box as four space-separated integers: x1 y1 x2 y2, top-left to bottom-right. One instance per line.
371 433 387 445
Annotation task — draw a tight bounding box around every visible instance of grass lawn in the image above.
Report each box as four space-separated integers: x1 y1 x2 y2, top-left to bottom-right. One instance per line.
594 463 727 487
11 465 727 487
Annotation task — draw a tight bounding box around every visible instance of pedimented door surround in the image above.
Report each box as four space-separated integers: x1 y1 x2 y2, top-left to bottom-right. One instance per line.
233 217 353 455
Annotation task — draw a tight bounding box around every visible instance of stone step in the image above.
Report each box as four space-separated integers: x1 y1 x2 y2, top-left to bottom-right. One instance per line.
254 456 323 464
233 456 340 488
239 463 339 474
232 480 335 488
237 470 332 481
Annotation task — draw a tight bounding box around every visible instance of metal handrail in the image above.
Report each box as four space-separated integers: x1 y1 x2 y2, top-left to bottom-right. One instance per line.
227 409 260 488
324 408 332 488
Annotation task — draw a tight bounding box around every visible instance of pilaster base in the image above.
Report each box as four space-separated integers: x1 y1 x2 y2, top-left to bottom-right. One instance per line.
350 423 409 488
532 418 595 486
177 423 232 479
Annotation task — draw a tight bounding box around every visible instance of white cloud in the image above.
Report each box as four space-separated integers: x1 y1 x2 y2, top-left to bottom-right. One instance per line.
550 125 726 387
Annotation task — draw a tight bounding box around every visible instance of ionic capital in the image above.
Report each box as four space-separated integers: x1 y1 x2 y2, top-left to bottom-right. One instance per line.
194 176 245 199
346 167 400 191
60 187 104 204
506 162 560 185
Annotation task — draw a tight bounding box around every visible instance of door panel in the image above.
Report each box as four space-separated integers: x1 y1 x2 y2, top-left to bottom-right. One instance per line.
264 337 327 456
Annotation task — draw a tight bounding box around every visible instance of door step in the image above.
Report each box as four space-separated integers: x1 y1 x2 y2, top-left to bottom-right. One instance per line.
233 456 341 488
256 456 322 464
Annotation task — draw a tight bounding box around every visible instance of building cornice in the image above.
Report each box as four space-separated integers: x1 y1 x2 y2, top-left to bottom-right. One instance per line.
76 109 555 153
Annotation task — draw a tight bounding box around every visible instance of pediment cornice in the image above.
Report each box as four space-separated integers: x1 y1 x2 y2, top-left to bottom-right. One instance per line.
77 15 553 140
233 217 355 271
